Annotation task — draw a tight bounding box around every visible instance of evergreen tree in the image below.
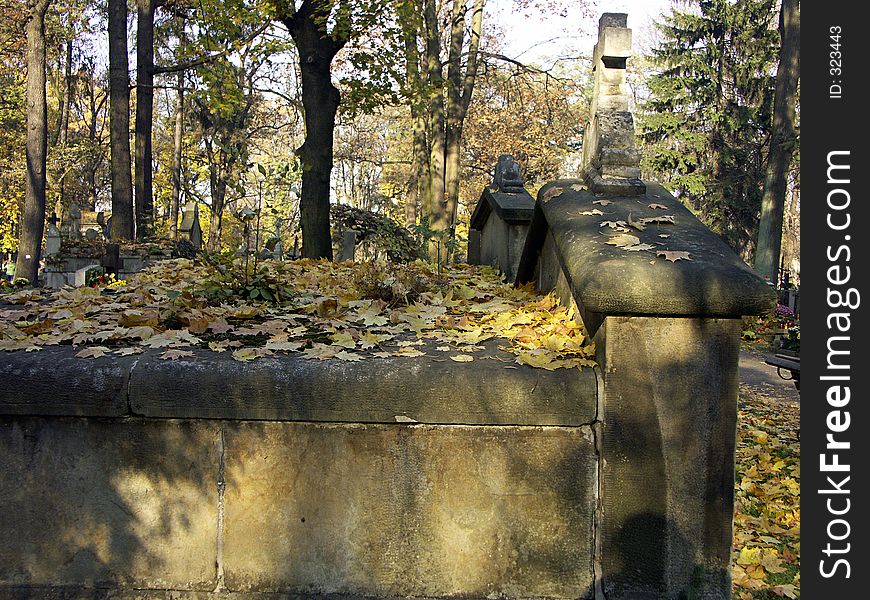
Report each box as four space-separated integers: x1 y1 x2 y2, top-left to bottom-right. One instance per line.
639 0 779 258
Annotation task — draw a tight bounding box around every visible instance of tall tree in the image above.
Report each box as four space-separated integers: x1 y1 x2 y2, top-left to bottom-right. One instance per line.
398 0 425 226
192 54 258 252
135 0 156 239
421 0 445 248
275 0 351 260
640 0 779 258
443 0 483 232
754 0 799 283
169 62 185 239
16 0 52 286
108 0 134 239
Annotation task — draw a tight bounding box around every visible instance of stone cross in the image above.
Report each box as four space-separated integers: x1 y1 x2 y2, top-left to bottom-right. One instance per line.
581 13 645 195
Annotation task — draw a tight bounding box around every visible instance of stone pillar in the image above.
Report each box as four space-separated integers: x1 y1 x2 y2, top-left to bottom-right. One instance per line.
515 178 776 598
581 13 645 195
595 316 741 598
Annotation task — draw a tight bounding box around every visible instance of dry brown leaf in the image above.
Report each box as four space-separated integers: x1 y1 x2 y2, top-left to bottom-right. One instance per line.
606 234 641 248
541 187 564 202
657 250 693 262
75 346 110 359
161 349 195 361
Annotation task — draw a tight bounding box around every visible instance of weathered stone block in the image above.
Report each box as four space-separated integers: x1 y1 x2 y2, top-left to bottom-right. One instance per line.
598 26 632 60
222 422 597 598
127 344 598 426
0 347 133 417
0 417 221 590
595 316 741 599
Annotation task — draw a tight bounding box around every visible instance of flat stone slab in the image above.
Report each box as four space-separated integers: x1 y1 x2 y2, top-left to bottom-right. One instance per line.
0 348 135 416
0 417 221 590
222 421 597 598
0 342 598 426
517 179 776 317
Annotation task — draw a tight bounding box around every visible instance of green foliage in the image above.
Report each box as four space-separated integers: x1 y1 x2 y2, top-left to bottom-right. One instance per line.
639 0 779 258
331 204 422 262
198 251 297 304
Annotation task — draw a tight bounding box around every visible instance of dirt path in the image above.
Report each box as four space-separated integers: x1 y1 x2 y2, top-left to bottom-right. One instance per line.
739 347 800 404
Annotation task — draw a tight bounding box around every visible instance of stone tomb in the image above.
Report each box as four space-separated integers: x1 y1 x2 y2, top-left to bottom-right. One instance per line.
467 154 535 281
178 201 204 250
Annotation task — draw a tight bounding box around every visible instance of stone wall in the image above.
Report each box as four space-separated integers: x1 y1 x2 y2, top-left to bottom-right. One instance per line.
0 345 600 599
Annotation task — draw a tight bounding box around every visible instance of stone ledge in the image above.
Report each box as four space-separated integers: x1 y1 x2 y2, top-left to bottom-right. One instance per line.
0 342 599 427
517 179 776 318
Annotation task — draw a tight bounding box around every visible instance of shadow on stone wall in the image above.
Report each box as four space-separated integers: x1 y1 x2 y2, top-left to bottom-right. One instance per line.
0 417 221 592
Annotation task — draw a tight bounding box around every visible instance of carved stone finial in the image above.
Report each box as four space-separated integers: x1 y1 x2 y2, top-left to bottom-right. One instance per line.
581 13 645 195
493 154 525 192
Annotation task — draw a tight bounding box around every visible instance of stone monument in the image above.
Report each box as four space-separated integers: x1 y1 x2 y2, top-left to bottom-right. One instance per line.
580 13 645 195
467 154 535 280
178 201 203 250
44 213 61 257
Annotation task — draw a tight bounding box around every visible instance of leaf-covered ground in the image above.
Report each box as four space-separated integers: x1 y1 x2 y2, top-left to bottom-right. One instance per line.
0 259 596 369
733 386 801 599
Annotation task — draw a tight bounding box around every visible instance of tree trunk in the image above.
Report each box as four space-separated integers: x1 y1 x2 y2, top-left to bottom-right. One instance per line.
108 0 134 239
281 1 348 260
207 177 228 253
401 0 425 226
16 0 51 286
135 0 155 239
170 67 184 239
422 0 446 247
444 0 484 230
57 38 72 211
407 116 426 226
755 0 799 283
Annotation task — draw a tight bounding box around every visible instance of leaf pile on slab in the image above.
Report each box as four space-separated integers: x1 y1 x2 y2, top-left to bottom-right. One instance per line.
0 259 596 370
732 387 800 599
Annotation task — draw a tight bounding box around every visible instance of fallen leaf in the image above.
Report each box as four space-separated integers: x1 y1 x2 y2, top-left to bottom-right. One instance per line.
606 234 641 248
648 203 668 209
265 340 304 352
161 349 195 361
541 187 564 202
75 346 110 359
579 209 604 216
600 220 628 229
449 354 474 362
592 199 613 206
657 250 693 262
116 347 143 356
